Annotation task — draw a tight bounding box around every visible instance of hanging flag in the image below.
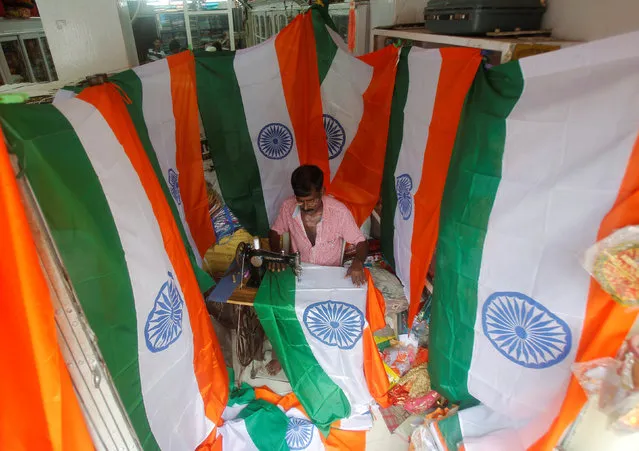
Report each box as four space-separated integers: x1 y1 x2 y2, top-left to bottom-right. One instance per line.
429 31 639 450
254 265 389 431
115 52 215 263
379 46 481 327
0 84 228 449
0 133 93 450
312 5 399 225
53 53 215 290
196 13 329 237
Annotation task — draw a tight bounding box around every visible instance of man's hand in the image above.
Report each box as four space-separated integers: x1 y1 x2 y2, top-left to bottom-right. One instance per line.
346 259 366 287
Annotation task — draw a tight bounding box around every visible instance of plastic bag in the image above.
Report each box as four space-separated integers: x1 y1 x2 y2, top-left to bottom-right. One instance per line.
383 344 416 376
573 334 639 432
583 225 639 307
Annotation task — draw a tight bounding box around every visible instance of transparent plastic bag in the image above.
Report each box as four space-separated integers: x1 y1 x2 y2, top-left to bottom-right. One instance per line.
583 225 639 307
572 334 639 432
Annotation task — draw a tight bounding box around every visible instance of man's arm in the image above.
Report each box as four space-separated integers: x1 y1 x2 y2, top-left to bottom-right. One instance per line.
339 204 368 286
346 240 368 286
354 240 369 265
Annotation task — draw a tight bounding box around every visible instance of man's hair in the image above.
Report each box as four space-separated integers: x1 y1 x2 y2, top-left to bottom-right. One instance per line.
291 165 324 197
169 39 180 53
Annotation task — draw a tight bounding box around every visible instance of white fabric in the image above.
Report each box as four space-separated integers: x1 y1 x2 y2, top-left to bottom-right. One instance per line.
133 58 203 265
321 25 373 180
294 264 374 417
52 88 77 104
284 407 325 451
235 36 301 224
219 418 260 451
56 98 214 450
463 31 639 450
392 47 442 303
338 411 374 431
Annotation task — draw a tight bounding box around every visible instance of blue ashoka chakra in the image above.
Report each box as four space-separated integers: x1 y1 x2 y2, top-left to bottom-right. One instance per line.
482 292 572 369
323 114 346 160
303 300 365 350
395 174 413 220
145 272 185 353
167 168 182 206
257 122 294 160
286 417 314 450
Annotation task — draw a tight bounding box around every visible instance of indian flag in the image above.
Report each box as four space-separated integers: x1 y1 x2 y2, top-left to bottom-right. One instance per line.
53 53 215 288
0 83 228 449
0 133 93 450
312 5 399 225
196 13 329 237
380 46 481 326
254 265 389 431
429 31 639 449
222 384 367 451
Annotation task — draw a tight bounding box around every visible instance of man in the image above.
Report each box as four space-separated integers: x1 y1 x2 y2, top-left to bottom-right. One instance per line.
168 39 182 55
265 165 368 375
147 39 166 62
269 165 368 286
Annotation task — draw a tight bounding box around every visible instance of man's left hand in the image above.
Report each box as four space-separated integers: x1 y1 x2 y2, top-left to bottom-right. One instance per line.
346 259 366 287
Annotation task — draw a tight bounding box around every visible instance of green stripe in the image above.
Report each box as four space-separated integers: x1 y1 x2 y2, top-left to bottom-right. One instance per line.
380 46 410 269
0 104 160 450
310 4 338 84
195 51 270 236
438 415 463 450
253 270 350 431
237 400 289 451
110 69 214 293
429 63 524 405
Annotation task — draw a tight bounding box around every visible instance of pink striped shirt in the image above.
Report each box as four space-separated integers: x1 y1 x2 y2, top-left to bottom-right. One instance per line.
272 196 365 266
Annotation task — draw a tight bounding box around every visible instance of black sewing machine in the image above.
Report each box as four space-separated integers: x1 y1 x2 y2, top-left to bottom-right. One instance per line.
234 239 302 288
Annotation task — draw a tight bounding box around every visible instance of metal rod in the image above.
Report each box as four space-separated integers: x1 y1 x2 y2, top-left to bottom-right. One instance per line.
10 155 141 450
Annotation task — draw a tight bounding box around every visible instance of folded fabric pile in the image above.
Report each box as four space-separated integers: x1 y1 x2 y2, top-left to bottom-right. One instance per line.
220 383 369 451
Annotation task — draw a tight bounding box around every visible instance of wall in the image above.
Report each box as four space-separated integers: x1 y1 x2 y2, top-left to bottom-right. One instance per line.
36 0 138 81
543 0 639 41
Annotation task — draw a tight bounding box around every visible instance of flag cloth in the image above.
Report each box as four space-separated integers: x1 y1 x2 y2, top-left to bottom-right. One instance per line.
0 132 93 450
429 31 639 450
221 383 367 451
312 5 399 225
196 12 328 237
0 84 228 450
380 46 480 327
254 265 389 431
53 53 215 291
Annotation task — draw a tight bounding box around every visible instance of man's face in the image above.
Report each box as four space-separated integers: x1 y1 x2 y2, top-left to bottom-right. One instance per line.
154 40 161 50
296 188 323 214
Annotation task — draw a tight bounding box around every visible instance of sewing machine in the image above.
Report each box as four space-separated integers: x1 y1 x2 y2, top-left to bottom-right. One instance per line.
234 238 302 288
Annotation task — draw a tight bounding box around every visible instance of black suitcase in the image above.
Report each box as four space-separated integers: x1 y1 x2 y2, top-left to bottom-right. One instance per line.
424 0 546 35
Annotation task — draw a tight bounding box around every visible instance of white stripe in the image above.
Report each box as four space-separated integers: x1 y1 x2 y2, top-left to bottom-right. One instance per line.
338 411 373 431
55 98 214 450
219 419 260 451
285 407 325 451
295 265 373 416
392 47 442 302
466 31 639 449
133 59 203 266
235 36 301 225
321 26 373 180
52 88 77 104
